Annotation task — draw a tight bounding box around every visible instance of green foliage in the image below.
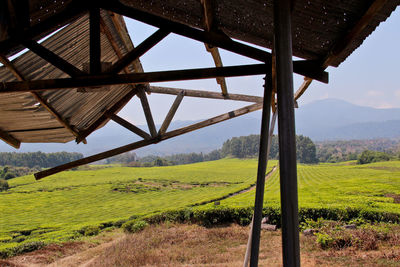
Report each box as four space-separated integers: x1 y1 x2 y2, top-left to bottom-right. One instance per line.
316 233 334 249
83 226 100 236
0 152 83 168
296 135 318 163
0 179 9 192
122 220 148 233
1 159 400 257
357 150 391 164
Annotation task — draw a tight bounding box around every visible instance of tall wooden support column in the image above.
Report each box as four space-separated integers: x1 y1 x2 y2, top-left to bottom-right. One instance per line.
249 75 272 267
273 0 300 266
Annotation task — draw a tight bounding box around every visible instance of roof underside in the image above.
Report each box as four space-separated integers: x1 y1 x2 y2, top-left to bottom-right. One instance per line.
0 0 398 145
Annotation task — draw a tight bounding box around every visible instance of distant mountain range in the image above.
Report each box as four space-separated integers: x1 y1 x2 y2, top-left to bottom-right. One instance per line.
0 99 399 156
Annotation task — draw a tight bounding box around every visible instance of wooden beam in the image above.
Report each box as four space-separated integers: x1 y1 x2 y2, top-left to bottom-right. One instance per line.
0 64 269 93
106 113 151 140
206 46 228 95
0 0 87 55
108 29 170 74
162 102 262 140
201 0 228 95
76 16 147 144
158 90 184 135
137 88 157 137
0 127 20 149
35 102 262 179
148 86 263 103
23 39 86 77
0 54 84 142
101 1 328 83
294 77 312 101
90 7 101 74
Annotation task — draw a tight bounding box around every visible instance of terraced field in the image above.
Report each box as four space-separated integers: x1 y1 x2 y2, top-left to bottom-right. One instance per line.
0 158 273 254
222 161 400 214
1 159 400 256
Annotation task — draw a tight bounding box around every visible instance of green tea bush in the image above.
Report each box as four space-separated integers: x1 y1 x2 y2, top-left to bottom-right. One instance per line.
0 179 9 192
122 220 148 233
83 226 100 236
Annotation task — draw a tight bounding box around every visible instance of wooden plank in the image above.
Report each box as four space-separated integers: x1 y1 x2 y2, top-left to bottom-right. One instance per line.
108 29 170 74
294 77 312 101
107 113 151 140
148 86 263 103
137 88 157 137
0 64 269 93
0 54 83 142
0 127 20 149
90 7 101 74
23 39 85 77
101 1 328 83
35 102 262 179
158 90 184 135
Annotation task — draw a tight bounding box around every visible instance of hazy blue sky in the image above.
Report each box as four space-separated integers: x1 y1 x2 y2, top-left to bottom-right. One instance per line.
118 7 400 125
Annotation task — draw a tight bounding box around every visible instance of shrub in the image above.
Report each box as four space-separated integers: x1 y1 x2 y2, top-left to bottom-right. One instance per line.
83 226 100 236
0 179 9 191
122 220 148 233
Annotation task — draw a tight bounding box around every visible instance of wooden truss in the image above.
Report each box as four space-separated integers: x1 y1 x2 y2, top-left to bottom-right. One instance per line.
0 0 386 266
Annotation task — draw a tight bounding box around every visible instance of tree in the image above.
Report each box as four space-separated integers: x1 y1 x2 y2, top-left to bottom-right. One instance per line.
357 150 390 164
0 179 9 192
296 135 318 163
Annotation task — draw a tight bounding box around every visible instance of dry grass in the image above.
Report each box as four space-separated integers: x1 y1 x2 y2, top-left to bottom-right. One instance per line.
4 223 400 267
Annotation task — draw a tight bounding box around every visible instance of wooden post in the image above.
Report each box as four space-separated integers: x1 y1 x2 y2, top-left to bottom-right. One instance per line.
249 75 272 267
273 0 300 266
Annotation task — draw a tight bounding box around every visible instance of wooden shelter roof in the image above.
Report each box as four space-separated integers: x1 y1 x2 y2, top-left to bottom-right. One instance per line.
0 0 398 148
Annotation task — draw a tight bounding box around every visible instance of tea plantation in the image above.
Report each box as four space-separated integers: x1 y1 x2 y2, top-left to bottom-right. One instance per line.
1 158 400 257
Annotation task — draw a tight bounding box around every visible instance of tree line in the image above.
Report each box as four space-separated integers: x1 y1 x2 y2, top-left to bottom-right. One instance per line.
0 152 83 168
110 134 318 167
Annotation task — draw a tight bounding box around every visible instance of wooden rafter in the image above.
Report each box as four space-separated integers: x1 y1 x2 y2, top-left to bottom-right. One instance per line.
0 0 86 55
201 0 228 96
35 102 262 179
0 64 270 93
0 127 20 149
158 90 185 135
106 113 151 140
148 86 263 103
101 1 328 83
75 16 147 144
0 54 83 143
23 39 85 77
137 88 157 137
107 28 170 74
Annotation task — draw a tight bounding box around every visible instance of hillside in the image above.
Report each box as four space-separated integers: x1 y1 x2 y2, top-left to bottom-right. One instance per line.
0 99 399 155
